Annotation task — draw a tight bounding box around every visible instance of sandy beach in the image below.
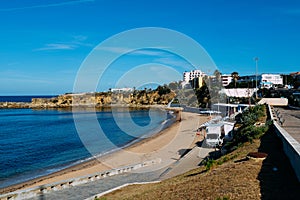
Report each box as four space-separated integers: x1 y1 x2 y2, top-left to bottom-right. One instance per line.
1 111 209 195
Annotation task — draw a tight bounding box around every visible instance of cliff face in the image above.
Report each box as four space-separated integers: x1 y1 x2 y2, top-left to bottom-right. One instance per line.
29 90 176 108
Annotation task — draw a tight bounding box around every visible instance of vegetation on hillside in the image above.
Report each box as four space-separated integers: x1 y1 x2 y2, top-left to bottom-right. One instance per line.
222 104 271 153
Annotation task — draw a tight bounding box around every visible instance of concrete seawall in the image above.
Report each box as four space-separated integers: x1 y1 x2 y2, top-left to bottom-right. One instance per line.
268 104 300 182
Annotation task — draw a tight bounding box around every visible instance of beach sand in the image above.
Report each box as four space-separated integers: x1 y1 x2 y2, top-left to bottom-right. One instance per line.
1 112 209 194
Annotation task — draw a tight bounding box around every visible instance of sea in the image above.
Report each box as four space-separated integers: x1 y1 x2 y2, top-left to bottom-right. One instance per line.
0 96 175 189
0 95 57 103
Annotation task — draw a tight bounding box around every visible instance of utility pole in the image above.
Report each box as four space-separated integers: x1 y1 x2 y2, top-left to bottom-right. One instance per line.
254 57 259 99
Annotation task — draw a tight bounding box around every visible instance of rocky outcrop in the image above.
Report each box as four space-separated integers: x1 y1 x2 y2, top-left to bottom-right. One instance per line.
35 91 175 108
0 102 31 109
0 90 176 109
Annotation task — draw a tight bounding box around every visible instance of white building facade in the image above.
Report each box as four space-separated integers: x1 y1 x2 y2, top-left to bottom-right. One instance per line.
183 70 206 83
221 74 233 87
261 74 283 85
182 70 206 88
111 88 133 93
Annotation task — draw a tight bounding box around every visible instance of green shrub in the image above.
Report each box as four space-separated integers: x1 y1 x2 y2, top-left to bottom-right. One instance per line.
223 105 270 153
204 158 216 171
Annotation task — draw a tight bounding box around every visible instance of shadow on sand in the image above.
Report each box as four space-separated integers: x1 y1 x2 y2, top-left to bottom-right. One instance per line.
257 127 300 199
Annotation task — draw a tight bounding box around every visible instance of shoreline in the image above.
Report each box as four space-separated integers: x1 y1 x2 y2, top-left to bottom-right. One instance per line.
0 121 179 194
0 107 177 193
0 102 183 110
0 109 200 194
1 110 205 195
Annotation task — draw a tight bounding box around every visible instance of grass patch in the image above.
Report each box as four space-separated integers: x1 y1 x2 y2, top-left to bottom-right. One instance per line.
204 153 239 171
204 158 216 171
94 197 107 200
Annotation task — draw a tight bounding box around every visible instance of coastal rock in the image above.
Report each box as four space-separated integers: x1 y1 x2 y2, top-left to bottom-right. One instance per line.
0 90 176 109
0 102 30 109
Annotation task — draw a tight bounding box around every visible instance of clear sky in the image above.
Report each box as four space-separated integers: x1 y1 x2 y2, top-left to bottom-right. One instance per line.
0 0 300 95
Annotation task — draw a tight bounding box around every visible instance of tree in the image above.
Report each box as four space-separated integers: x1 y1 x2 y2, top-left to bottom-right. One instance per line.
213 69 222 82
231 71 239 88
156 85 171 96
195 85 210 108
168 82 179 90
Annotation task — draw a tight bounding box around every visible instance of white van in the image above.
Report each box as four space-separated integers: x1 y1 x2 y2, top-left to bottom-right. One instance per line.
205 124 224 148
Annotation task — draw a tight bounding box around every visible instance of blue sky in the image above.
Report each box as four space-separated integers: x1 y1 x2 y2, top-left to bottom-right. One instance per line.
0 0 300 95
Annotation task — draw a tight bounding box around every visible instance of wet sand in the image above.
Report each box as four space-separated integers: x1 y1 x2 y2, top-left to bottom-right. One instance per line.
1 112 209 194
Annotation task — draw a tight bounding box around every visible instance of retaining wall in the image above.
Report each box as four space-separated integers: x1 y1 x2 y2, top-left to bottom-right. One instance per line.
268 104 300 182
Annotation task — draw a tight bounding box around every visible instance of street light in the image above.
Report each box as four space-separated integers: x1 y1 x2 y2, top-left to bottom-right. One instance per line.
254 57 259 99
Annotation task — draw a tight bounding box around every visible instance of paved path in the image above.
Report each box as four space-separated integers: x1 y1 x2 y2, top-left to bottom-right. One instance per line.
30 169 165 200
275 107 300 142
160 146 213 180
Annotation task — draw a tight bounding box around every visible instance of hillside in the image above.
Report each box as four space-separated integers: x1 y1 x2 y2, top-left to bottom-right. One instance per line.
98 128 300 200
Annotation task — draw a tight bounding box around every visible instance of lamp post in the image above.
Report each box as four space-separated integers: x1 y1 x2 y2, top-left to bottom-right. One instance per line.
254 57 259 99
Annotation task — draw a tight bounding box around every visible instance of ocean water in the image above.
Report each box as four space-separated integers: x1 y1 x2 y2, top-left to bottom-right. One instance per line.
0 107 175 189
0 95 57 103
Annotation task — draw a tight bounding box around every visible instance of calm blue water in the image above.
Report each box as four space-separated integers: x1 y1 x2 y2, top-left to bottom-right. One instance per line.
0 95 58 103
0 107 174 189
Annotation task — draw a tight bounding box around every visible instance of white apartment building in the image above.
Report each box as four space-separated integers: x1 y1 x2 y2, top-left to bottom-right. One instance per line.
111 87 133 93
239 73 283 88
221 74 233 86
183 70 206 83
261 74 283 85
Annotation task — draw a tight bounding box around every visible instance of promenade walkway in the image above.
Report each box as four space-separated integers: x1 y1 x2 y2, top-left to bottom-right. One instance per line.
28 145 213 200
270 105 300 182
275 107 300 142
30 168 165 200
27 144 213 200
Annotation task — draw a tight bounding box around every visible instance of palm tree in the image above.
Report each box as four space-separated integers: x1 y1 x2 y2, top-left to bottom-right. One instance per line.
231 71 239 88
